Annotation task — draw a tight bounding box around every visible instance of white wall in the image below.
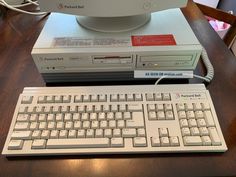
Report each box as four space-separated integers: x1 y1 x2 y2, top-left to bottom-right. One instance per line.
193 0 220 8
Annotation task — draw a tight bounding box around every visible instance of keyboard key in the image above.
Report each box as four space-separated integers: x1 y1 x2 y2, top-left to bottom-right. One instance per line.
208 127 221 146
199 127 209 136
134 94 142 101
113 129 121 137
186 111 195 119
166 111 174 120
17 114 29 122
204 111 215 127
47 138 110 148
86 129 94 138
95 129 103 138
170 136 180 146
195 111 204 119
91 121 99 129
74 95 82 102
54 95 62 103
180 119 188 128
77 130 85 138
133 137 147 147
159 128 168 137
127 94 134 101
181 127 191 136
123 112 131 120
32 139 46 149
163 93 171 101
146 93 154 101
127 104 142 112
154 93 162 101
157 111 165 120
151 137 160 147
122 128 136 137
188 119 197 127
193 103 202 110
11 131 32 140
18 106 27 113
63 95 71 103
37 96 45 103
41 130 50 139
176 103 185 111
190 127 200 136
201 103 210 110
110 94 118 102
201 136 212 146
160 137 170 146
104 129 112 138
147 104 156 111
126 113 144 128
185 103 193 110
8 140 23 150
98 94 107 102
32 130 41 139
21 96 33 104
111 138 124 147
148 111 157 120
164 103 172 111
30 122 39 130
117 120 125 128
68 130 76 138
14 122 29 130
46 96 54 103
156 104 164 111
50 130 59 139
59 130 68 138
91 94 98 102
137 128 146 137
183 136 202 146
197 119 207 127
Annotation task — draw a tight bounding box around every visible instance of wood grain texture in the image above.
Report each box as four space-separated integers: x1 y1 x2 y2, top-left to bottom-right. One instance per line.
0 1 236 177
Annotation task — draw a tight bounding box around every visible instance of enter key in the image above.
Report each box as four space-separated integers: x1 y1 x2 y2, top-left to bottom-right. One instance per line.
126 112 144 128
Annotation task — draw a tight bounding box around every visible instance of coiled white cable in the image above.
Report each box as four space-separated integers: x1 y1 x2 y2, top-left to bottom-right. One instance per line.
0 0 47 15
198 47 214 82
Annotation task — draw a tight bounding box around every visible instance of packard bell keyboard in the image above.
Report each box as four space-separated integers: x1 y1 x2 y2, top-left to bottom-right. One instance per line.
2 84 227 156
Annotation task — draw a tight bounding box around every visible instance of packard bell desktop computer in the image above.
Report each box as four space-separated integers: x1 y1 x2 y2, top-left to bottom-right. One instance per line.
31 0 202 84
2 0 228 156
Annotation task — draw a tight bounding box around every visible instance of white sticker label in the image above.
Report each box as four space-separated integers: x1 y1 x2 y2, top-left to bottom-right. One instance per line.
52 37 131 48
134 70 193 78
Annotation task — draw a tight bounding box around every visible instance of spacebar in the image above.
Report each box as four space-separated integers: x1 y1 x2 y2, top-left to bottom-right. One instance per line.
47 138 110 148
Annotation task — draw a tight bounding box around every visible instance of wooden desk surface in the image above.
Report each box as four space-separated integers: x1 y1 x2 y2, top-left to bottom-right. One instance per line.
1 1 236 177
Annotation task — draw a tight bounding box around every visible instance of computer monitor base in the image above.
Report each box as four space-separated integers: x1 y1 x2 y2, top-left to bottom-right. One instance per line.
76 14 151 33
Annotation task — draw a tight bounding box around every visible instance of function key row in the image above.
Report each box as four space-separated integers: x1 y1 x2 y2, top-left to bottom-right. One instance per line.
176 102 210 111
23 93 172 104
37 95 106 104
34 94 145 104
146 93 171 101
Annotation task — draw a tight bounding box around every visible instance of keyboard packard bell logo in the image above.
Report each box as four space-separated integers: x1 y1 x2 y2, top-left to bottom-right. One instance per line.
57 3 84 10
174 93 206 100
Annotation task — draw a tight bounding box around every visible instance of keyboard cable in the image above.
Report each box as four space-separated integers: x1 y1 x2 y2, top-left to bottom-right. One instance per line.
0 0 48 15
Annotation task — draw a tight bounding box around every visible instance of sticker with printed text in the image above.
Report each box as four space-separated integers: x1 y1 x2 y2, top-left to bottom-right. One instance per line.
131 34 176 46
